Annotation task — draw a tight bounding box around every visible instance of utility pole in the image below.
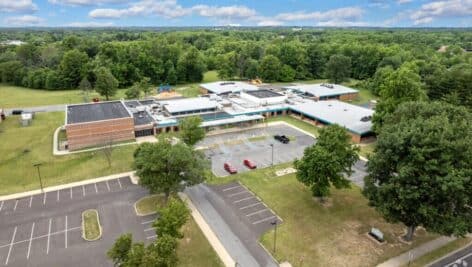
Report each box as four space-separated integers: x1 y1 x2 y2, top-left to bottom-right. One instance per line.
271 220 277 253
33 163 44 192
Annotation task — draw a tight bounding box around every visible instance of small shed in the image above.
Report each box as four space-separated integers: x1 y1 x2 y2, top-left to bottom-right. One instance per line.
20 112 33 126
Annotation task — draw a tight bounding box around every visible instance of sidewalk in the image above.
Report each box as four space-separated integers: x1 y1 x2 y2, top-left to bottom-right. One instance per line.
377 236 456 267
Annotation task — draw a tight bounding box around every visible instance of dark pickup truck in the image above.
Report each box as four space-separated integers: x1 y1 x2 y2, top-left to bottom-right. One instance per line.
274 134 290 144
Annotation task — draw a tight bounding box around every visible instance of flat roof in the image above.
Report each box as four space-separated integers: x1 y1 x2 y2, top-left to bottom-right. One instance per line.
244 89 284 99
290 100 374 135
162 97 218 114
67 101 131 124
284 84 358 98
133 111 154 125
200 81 259 94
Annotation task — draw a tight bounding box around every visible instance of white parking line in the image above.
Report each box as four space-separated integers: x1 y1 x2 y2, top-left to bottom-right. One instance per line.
233 196 256 204
141 220 154 225
0 201 3 212
94 183 98 194
146 235 157 240
70 187 73 199
117 178 122 189
144 228 155 232
246 208 269 217
239 202 263 210
57 190 60 202
29 196 33 208
43 192 47 205
228 190 249 197
445 253 472 267
0 226 81 250
106 180 111 192
27 222 35 259
46 219 52 254
222 185 241 192
5 226 17 265
82 185 85 197
252 215 277 225
13 200 18 211
65 215 68 249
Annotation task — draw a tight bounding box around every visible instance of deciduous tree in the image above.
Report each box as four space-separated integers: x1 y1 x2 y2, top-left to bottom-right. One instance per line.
94 66 118 100
178 116 205 146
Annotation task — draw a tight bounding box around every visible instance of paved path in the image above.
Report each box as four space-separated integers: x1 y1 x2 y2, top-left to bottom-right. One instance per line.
185 184 278 267
4 104 65 115
377 236 457 267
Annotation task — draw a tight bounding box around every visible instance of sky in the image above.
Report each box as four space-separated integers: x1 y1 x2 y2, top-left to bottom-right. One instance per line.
0 0 471 28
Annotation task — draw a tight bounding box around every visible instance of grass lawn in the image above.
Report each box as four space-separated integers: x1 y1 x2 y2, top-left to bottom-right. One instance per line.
82 209 101 241
207 163 436 267
0 112 136 196
358 142 376 158
404 237 472 267
351 87 378 106
134 194 166 215
0 84 128 108
266 115 319 137
203 70 219 83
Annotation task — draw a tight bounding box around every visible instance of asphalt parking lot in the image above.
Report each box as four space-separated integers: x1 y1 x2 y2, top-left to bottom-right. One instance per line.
0 177 153 267
430 243 472 267
211 181 282 237
201 125 315 177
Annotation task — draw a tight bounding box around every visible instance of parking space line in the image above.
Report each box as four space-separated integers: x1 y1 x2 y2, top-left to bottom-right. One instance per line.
106 180 111 192
65 215 68 249
445 253 472 267
144 228 155 232
146 235 157 240
222 185 241 192
0 227 82 250
27 222 35 259
228 190 249 197
5 226 17 265
43 192 47 205
239 202 263 210
141 220 154 225
13 200 18 211
117 178 122 189
70 187 73 199
233 196 256 204
29 196 33 208
82 185 85 197
0 201 3 212
57 190 60 202
252 215 277 225
94 183 98 194
46 218 52 254
246 208 269 217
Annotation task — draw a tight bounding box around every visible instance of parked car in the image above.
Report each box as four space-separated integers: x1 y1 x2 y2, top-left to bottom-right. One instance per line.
11 110 23 115
274 134 290 144
224 163 237 174
243 159 257 169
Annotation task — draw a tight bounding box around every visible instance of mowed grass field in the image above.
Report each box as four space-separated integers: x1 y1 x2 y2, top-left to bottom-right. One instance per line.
208 164 436 267
0 112 136 195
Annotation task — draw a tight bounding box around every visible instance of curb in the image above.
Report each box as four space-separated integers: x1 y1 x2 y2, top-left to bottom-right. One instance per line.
133 195 160 217
81 209 102 242
0 171 135 201
425 237 472 267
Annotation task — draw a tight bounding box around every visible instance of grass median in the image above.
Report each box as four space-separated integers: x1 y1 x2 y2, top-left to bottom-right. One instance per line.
134 194 166 216
82 209 102 241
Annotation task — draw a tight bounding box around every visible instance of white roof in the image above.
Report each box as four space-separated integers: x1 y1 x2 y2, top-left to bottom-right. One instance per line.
200 81 259 94
290 100 374 135
201 115 264 127
284 84 358 98
162 97 218 114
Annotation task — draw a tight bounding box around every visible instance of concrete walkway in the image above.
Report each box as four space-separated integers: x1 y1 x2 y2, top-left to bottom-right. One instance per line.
4 104 66 115
377 236 457 267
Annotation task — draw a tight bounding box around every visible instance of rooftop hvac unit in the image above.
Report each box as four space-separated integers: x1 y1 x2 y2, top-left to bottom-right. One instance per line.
360 116 372 122
321 83 335 89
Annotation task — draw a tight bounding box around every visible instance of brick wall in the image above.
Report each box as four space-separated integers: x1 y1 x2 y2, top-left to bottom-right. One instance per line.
66 117 135 151
339 92 359 101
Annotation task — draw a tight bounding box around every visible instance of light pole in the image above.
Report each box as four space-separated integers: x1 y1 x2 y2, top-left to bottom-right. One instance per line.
271 220 277 254
270 143 274 166
33 163 44 192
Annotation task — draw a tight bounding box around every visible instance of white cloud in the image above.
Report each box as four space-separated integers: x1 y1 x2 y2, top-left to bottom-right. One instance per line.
410 0 472 24
275 7 364 22
4 15 45 26
397 0 413 4
0 0 38 13
49 0 125 6
89 0 191 19
257 19 284 27
316 20 370 27
192 5 256 19
66 21 115 27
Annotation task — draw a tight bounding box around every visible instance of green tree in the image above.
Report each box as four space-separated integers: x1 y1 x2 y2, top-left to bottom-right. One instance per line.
94 67 118 100
258 55 281 82
79 77 92 102
153 198 190 239
364 101 472 241
176 47 206 83
294 125 359 201
125 84 141 100
279 65 296 82
138 77 152 98
243 59 259 79
165 60 177 85
134 138 206 202
325 54 351 84
372 64 426 131
107 233 133 266
59 49 89 88
179 116 205 146
217 52 238 79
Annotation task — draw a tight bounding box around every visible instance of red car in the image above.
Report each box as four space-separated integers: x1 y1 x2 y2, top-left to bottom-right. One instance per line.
243 159 257 169
224 163 237 174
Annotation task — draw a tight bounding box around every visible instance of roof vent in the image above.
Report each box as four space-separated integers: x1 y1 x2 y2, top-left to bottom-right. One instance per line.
220 82 235 86
321 83 334 89
360 116 372 122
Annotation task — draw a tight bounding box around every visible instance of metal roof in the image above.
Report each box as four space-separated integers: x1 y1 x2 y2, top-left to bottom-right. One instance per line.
200 81 259 94
290 100 374 135
162 97 218 114
284 84 358 98
67 101 131 124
